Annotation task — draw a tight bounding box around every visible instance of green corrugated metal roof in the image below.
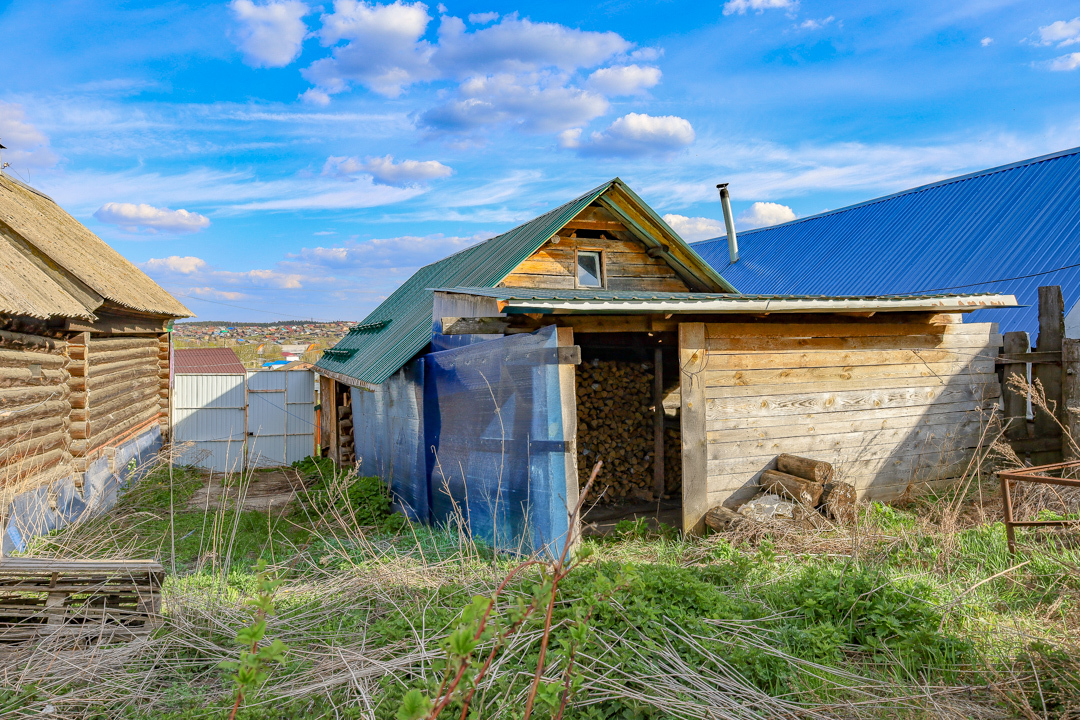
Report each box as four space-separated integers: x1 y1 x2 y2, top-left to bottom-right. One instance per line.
316 178 735 386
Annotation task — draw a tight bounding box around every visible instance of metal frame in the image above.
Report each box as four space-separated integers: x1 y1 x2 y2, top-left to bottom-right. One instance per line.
998 459 1080 554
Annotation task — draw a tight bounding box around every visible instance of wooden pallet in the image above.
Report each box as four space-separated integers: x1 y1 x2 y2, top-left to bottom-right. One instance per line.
0 559 163 644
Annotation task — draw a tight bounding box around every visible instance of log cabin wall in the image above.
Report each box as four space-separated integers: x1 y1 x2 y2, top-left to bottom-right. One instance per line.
70 334 164 466
0 324 73 492
679 315 1002 531
499 204 690 293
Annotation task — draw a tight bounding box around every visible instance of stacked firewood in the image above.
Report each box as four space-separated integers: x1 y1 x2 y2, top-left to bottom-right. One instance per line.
664 427 682 495
576 359 655 504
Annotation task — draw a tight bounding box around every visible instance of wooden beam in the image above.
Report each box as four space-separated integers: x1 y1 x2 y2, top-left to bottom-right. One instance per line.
679 323 708 534
441 316 513 334
560 220 626 232
1033 286 1064 464
653 346 664 498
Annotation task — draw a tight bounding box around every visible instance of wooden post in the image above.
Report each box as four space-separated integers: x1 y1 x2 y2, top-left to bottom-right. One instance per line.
1033 286 1065 465
1002 331 1030 445
327 378 340 465
1064 338 1080 460
556 327 580 545
653 346 664 499
679 323 708 534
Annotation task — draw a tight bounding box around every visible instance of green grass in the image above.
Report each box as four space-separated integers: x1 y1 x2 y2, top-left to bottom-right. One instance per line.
15 460 1080 719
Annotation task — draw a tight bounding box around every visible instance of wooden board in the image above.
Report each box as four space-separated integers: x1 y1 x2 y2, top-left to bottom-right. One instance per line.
697 319 997 505
679 323 708 533
703 347 998 371
498 206 690 292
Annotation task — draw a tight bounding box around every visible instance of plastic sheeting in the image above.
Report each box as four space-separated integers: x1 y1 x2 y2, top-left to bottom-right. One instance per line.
423 325 573 557
351 359 427 521
2 425 162 555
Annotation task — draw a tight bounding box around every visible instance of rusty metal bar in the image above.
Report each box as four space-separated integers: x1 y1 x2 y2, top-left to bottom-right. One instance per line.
998 459 1080 555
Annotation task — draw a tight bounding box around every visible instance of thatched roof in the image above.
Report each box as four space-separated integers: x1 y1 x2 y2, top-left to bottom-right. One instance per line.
0 175 191 320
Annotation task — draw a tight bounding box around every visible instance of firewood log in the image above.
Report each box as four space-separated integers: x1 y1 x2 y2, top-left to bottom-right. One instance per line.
761 469 824 506
776 453 834 484
821 481 857 523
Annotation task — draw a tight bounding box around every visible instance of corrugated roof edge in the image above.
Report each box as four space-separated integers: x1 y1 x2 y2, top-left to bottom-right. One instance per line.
693 145 1080 244
611 180 738 293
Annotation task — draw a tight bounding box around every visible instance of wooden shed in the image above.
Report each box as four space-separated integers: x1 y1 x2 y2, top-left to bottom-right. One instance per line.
317 179 1017 550
0 175 189 550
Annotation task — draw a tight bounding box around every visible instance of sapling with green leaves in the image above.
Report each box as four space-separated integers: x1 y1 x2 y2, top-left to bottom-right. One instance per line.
220 559 289 720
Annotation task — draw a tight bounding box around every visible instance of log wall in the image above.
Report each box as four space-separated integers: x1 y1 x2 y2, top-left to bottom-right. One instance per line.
72 335 162 461
0 328 72 489
679 317 1002 531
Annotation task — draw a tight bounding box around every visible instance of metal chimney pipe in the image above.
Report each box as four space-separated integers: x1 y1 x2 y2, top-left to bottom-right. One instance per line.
716 183 738 263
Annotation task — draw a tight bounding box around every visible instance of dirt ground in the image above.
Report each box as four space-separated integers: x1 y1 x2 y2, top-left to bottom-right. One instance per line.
186 467 306 514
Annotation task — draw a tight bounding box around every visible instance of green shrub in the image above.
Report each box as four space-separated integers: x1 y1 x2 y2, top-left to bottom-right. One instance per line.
773 563 972 678
294 457 406 533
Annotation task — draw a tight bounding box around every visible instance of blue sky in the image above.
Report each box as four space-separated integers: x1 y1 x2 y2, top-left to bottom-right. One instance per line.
1 0 1078 322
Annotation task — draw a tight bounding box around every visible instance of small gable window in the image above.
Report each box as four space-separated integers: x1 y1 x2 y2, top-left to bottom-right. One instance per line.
576 251 603 288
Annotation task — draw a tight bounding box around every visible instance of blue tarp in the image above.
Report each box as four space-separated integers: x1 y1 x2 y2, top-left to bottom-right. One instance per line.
1 425 162 555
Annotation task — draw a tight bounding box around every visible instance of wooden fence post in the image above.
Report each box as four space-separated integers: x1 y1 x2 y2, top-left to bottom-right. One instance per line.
1064 338 1080 460
1032 286 1065 465
1002 330 1030 444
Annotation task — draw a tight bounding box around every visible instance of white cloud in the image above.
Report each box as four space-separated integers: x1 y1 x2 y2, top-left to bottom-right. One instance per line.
737 201 796 229
185 287 250 301
1047 53 1080 71
322 154 452 185
723 0 797 16
305 0 436 98
662 214 726 241
93 203 211 233
289 232 485 269
980 37 993 47
798 16 833 30
468 11 498 24
420 73 609 134
1035 18 1080 47
143 256 208 274
586 64 661 95
229 0 311 68
433 15 630 78
0 102 58 170
566 113 695 157
301 7 634 106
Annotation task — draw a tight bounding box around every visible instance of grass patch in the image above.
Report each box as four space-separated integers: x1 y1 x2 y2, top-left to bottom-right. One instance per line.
10 457 1080 719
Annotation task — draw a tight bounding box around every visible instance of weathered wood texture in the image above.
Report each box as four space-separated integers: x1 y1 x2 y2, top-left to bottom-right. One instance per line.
1065 338 1080 460
499 203 690 292
684 318 1000 511
83 335 162 455
0 328 73 489
0 558 163 643
1032 286 1065 465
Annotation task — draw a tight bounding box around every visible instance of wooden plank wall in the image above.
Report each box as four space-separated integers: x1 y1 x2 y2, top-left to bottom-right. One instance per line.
499 204 689 293
0 328 72 488
679 317 1001 528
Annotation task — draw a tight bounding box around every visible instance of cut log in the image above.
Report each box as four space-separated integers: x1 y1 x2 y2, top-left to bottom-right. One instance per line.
776 453 834 484
704 505 750 532
761 469 824 506
821 481 857 523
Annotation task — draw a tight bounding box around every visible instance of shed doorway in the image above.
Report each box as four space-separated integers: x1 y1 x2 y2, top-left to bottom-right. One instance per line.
573 332 682 533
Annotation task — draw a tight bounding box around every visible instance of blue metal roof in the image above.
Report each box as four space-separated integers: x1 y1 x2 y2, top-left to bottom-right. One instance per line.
691 146 1080 339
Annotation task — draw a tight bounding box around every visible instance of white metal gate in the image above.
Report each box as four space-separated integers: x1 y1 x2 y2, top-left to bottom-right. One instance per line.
172 370 316 471
246 370 316 467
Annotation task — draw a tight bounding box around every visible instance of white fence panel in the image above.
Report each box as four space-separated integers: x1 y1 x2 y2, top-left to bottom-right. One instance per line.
173 374 246 470
172 370 316 472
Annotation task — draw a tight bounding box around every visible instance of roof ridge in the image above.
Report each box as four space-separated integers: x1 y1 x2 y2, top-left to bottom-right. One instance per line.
695 145 1080 243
